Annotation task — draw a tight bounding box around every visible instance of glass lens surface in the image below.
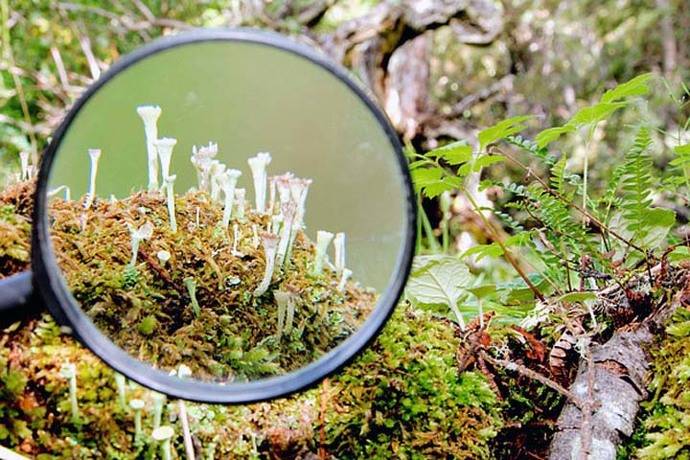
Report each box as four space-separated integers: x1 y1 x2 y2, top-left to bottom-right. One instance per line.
46 39 407 384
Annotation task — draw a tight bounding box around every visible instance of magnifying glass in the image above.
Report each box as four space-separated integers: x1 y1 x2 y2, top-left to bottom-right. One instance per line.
0 28 415 404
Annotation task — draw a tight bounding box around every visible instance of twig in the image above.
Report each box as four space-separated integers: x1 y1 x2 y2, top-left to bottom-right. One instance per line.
464 190 546 301
77 32 100 80
50 46 71 91
480 351 587 409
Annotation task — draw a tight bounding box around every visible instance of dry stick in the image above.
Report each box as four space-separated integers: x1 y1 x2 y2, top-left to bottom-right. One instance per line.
492 146 649 256
480 352 588 409
463 190 546 301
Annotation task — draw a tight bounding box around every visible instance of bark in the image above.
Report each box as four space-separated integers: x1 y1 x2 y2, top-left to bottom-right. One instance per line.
548 268 689 460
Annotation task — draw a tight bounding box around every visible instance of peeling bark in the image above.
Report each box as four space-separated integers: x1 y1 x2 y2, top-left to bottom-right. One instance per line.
548 270 689 460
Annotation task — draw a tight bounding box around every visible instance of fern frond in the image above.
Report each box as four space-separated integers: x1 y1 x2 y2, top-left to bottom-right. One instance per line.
526 183 589 253
506 135 558 166
550 155 568 198
620 128 653 235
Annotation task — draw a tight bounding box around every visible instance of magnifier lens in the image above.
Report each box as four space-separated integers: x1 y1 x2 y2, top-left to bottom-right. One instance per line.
45 39 407 384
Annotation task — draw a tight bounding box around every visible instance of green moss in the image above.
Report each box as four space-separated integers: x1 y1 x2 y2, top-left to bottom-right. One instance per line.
322 305 502 458
137 315 157 336
45 186 375 381
0 183 505 457
626 306 690 459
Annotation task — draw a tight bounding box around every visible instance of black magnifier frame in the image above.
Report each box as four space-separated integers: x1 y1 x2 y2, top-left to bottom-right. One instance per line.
1 28 417 404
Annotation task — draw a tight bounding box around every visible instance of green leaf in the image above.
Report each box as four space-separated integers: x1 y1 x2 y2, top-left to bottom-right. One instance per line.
471 155 505 172
478 115 532 152
411 167 444 192
600 73 653 103
535 125 576 148
467 284 498 300
673 143 690 156
669 246 690 262
568 102 627 126
406 256 471 326
556 291 597 304
424 179 456 198
461 243 504 261
666 320 690 338
428 141 473 165
640 208 676 228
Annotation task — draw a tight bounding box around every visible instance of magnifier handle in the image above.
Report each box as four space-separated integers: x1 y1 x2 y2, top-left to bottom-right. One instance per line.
0 271 37 327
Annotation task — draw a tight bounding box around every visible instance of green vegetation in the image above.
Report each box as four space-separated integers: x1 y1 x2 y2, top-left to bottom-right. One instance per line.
2 1 690 458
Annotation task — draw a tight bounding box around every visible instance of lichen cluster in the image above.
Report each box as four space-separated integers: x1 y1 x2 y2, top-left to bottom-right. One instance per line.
48 188 374 381
34 103 380 382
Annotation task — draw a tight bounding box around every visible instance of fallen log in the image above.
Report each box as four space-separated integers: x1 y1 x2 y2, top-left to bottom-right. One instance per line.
548 268 690 460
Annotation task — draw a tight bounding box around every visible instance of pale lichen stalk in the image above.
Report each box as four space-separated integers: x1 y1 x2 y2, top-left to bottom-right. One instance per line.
247 152 272 213
154 137 177 187
60 363 79 422
164 175 177 233
136 105 162 191
84 148 101 209
337 268 353 292
253 232 279 297
275 202 296 268
127 222 154 266
312 230 334 275
220 169 242 227
333 232 346 275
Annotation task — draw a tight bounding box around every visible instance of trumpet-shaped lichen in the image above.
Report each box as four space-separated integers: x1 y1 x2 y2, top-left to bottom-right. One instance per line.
247 152 272 214
154 137 177 186
39 104 374 383
136 105 162 191
312 230 334 275
84 148 101 209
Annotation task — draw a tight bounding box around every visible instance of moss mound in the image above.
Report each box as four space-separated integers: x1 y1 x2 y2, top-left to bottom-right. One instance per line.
321 307 502 459
44 186 375 381
624 304 690 459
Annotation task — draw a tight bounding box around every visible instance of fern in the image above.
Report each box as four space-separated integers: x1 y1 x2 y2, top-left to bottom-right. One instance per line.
550 155 568 198
620 128 654 236
506 135 558 167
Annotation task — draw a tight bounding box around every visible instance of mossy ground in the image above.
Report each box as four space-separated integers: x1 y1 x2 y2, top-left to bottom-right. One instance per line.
45 185 374 381
0 182 504 458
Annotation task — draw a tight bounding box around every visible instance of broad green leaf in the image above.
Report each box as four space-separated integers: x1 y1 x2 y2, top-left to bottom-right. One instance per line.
556 291 597 304
407 255 471 307
505 232 530 247
471 155 505 172
600 73 652 103
535 125 576 148
408 160 432 169
428 141 473 165
568 102 627 126
478 115 533 152
640 208 676 228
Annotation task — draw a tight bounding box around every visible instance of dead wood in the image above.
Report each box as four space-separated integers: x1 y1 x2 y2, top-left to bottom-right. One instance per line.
547 268 690 460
